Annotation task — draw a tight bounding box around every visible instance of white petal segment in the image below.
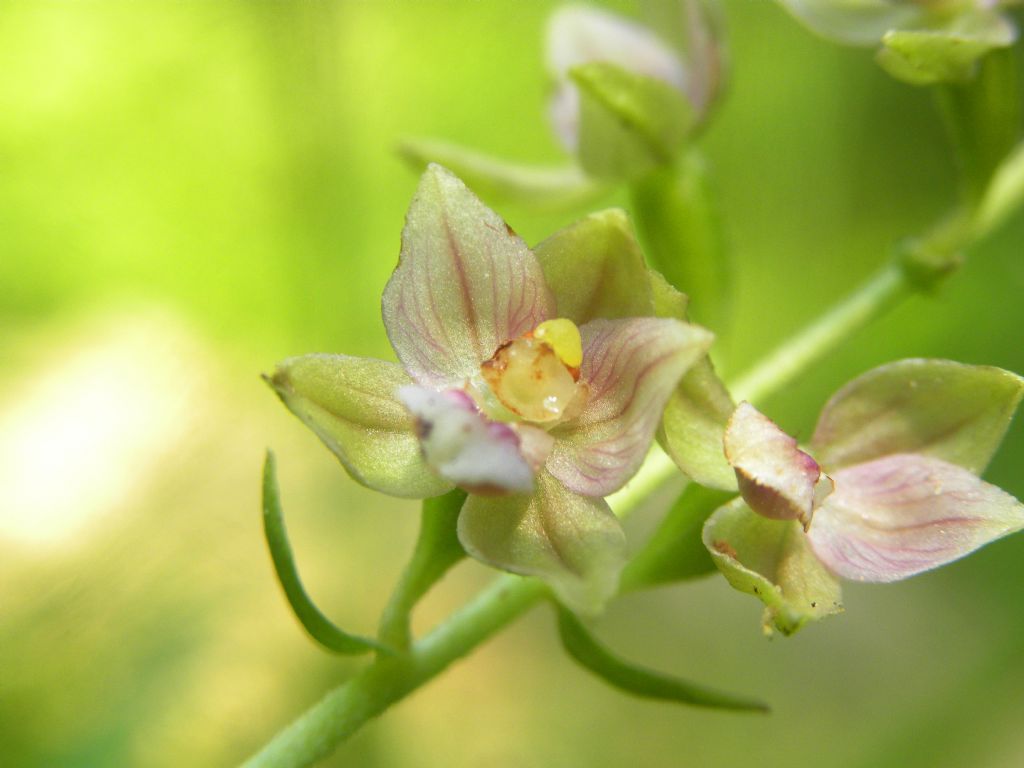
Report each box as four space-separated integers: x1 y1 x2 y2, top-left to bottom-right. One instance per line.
724 402 823 527
267 354 452 499
548 317 713 496
807 454 1024 583
546 5 687 150
382 165 554 389
398 386 534 495
458 471 628 615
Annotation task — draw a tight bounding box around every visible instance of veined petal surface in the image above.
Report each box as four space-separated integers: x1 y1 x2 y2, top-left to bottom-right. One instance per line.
382 165 554 388
548 317 712 496
808 454 1024 582
458 472 628 615
811 359 1024 474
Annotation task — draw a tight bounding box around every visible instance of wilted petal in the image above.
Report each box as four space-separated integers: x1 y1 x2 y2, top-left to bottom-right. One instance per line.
548 317 712 496
703 498 843 636
458 472 628 615
725 403 823 526
534 208 654 325
546 5 688 150
774 0 925 46
808 454 1024 583
266 355 452 499
382 165 555 389
398 386 534 495
811 359 1024 474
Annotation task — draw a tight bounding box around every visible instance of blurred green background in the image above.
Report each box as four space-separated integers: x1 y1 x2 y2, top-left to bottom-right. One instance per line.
3 1 1024 766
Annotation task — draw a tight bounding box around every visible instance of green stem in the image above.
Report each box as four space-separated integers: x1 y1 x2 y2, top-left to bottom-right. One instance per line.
729 262 909 405
243 575 547 768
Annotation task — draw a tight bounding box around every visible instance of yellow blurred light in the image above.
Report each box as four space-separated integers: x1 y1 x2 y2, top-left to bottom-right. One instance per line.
0 309 203 547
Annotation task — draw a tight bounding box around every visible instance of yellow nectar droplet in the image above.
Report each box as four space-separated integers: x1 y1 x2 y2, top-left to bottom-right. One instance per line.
533 318 583 369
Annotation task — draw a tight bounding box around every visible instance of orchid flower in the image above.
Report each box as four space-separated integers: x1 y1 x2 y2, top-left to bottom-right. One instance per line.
267 165 713 615
775 0 1018 84
704 358 1024 634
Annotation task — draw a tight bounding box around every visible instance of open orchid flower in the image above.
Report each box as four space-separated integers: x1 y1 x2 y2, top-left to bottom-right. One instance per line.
268 164 713 615
774 0 1018 85
705 359 1024 635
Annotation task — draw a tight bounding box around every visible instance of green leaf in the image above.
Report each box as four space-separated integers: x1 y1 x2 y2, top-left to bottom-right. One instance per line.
397 137 608 211
811 359 1024 474
975 138 1024 237
620 483 733 591
556 606 769 712
534 208 654 324
571 62 693 181
261 451 391 655
630 149 731 333
458 472 627 616
378 490 468 649
704 498 843 636
266 354 452 499
877 14 1016 87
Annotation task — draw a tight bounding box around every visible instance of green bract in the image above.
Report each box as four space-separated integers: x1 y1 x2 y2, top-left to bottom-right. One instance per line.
268 165 717 615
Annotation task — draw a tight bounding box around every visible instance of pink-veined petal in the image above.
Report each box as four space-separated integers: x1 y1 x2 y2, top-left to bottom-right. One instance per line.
398 386 534 495
458 471 627 615
382 165 554 388
546 6 688 151
548 317 712 496
724 402 825 527
807 454 1024 583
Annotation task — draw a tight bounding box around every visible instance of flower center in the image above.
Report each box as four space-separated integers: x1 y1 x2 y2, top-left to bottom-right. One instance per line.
477 318 586 424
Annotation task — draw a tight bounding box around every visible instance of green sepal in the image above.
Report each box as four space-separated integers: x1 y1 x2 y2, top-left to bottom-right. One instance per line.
261 451 392 655
534 208 654 324
647 247 736 491
811 359 1024 474
877 14 1015 87
571 62 694 181
378 490 468 649
397 136 608 211
556 605 769 712
620 483 733 591
703 498 843 636
458 473 627 617
630 150 731 332
265 354 452 499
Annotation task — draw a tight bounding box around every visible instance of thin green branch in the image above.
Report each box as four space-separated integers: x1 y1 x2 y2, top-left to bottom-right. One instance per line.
729 262 909 405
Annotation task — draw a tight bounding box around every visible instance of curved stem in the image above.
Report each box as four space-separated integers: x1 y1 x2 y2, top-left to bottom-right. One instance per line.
729 262 908 405
243 575 547 768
